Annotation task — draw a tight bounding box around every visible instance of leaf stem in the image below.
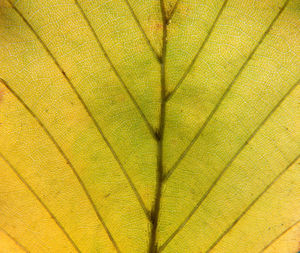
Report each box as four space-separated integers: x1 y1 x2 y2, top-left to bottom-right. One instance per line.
148 1 168 252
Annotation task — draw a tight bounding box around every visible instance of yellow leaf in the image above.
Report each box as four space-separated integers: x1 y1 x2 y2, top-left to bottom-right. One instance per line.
0 0 299 252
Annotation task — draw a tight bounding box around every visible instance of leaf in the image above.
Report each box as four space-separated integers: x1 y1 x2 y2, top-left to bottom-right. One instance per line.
0 0 299 252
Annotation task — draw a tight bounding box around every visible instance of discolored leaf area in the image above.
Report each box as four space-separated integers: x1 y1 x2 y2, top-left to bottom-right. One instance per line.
0 0 299 252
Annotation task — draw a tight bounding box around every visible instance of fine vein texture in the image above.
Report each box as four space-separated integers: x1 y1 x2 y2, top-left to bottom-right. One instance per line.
0 0 299 252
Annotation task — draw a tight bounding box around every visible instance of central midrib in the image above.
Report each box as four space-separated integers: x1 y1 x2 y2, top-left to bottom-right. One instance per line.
148 0 168 252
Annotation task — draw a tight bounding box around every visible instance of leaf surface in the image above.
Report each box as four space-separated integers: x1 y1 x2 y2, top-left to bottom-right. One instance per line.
0 0 299 252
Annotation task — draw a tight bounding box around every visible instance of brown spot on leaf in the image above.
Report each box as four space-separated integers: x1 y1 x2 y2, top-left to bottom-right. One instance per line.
150 22 163 33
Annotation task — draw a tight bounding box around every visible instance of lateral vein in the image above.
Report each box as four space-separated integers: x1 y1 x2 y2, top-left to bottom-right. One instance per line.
166 0 228 101
123 0 161 61
206 155 300 253
7 0 150 225
167 0 181 22
0 227 31 253
1 77 121 253
259 219 300 253
0 152 81 253
164 0 290 181
75 0 157 140
159 76 298 252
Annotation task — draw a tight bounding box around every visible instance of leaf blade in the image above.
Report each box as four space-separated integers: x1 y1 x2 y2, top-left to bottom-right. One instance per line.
0 0 299 252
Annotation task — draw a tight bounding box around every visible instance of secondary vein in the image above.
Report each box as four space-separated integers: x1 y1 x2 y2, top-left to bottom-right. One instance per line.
167 0 181 22
164 0 290 181
166 0 228 101
123 0 161 61
0 152 81 253
75 0 157 140
0 227 31 253
159 77 298 252
7 0 149 224
206 154 300 252
7 4 141 252
259 219 300 253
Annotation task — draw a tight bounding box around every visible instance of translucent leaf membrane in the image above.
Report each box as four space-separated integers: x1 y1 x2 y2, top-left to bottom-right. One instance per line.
164 0 179 18
159 84 300 250
209 160 300 253
0 0 157 211
0 229 29 253
0 5 151 252
0 156 79 253
164 0 299 169
0 0 299 252
126 0 163 56
0 84 118 252
262 222 300 253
